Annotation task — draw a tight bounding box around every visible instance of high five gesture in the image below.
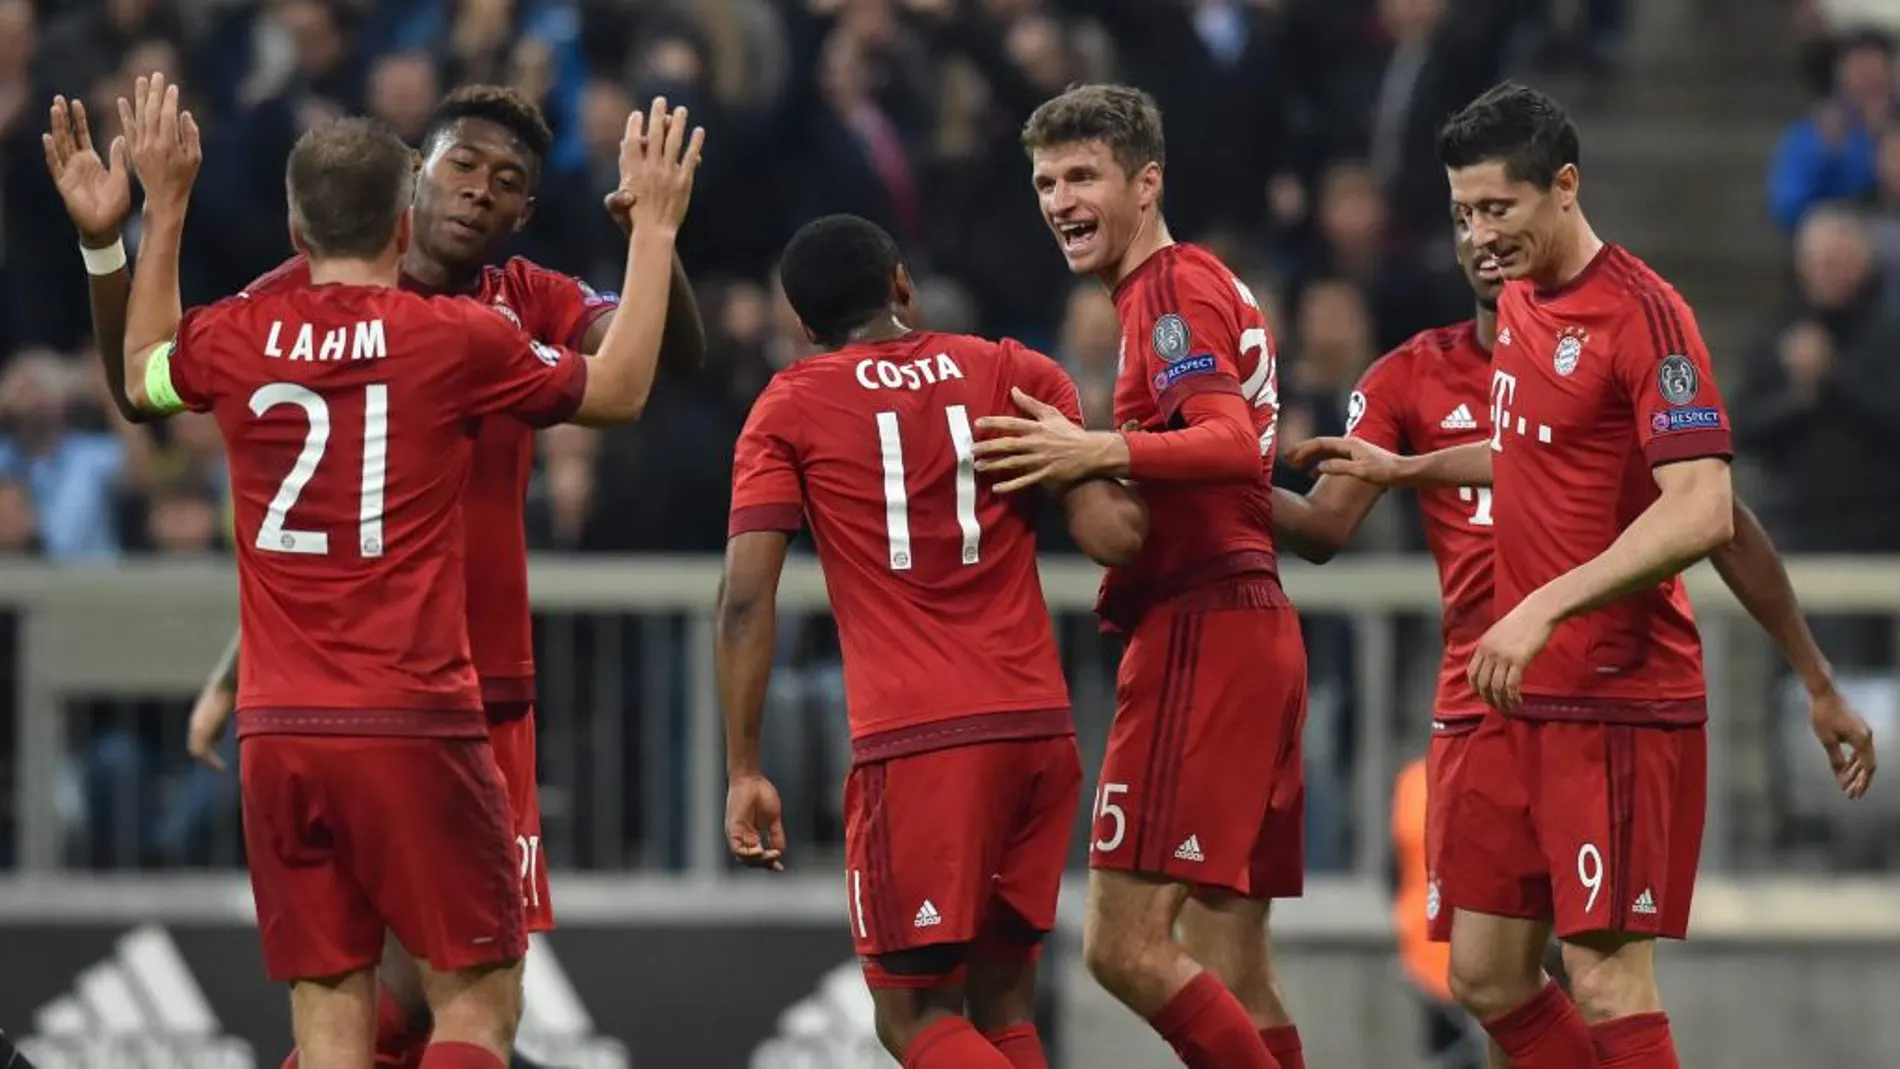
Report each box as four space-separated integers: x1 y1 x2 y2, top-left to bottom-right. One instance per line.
43 96 132 248
117 72 202 213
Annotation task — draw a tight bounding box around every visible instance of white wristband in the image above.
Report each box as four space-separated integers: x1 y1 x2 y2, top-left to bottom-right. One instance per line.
80 238 127 276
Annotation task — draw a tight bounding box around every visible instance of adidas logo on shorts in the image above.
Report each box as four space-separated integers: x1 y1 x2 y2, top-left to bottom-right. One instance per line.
1632 888 1658 916
1173 836 1205 863
913 900 943 928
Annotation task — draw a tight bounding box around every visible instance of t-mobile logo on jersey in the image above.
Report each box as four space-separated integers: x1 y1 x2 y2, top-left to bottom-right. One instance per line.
1488 369 1552 451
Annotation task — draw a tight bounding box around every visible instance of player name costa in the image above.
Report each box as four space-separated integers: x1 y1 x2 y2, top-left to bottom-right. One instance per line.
855 352 964 391
262 318 390 363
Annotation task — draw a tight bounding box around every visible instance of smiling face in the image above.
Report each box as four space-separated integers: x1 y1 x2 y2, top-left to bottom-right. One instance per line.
1452 204 1505 309
1446 158 1578 287
1029 139 1161 279
412 117 536 272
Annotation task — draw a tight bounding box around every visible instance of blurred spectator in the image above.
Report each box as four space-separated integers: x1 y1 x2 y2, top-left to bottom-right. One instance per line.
1054 283 1118 430
1276 277 1378 493
1292 160 1455 350
1735 206 1900 605
0 351 132 563
366 51 443 144
1769 26 1897 231
0 477 41 556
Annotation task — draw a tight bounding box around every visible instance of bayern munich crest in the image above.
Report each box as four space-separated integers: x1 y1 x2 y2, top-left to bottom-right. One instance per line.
1552 326 1588 377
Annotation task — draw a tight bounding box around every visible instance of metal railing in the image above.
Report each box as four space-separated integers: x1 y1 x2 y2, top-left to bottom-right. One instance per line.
3 555 1897 879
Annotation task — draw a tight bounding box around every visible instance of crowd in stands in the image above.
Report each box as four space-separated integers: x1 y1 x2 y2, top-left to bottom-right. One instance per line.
1763 9 1900 672
0 0 1611 562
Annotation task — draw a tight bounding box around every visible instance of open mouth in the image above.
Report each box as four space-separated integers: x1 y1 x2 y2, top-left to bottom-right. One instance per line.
1056 220 1099 257
1477 249 1516 278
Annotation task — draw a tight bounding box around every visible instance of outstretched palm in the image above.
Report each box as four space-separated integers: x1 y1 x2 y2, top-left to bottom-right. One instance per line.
41 95 132 245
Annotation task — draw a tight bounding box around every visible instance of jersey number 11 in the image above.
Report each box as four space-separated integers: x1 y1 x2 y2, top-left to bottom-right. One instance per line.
874 405 980 572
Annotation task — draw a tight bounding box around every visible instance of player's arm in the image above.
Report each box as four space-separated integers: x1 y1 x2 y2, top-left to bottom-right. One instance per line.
185 630 240 771
42 95 144 422
559 104 706 423
716 383 804 869
974 295 1261 489
1273 478 1385 564
1712 500 1876 795
716 531 789 788
1278 358 1410 561
1287 437 1493 489
1530 457 1734 622
119 75 204 419
1711 501 1833 695
1059 479 1148 566
580 252 705 374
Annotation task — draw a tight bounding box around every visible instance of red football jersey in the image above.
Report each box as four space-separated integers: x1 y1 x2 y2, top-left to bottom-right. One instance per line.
1488 244 1730 722
1103 243 1280 630
246 256 617 707
1347 321 1494 724
162 285 588 736
727 332 1075 762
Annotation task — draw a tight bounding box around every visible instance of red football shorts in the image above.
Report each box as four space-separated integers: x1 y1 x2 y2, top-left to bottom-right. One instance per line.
1439 712 1707 940
487 707 553 932
1424 720 1480 943
240 735 527 982
843 735 1081 988
1091 601 1308 898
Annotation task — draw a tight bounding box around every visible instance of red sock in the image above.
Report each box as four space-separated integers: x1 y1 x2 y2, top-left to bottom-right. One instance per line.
1260 1024 1305 1069
417 1042 505 1069
1480 982 1597 1069
902 1016 1014 1068
1150 972 1280 1069
1590 1012 1680 1069
984 1022 1049 1069
374 988 429 1068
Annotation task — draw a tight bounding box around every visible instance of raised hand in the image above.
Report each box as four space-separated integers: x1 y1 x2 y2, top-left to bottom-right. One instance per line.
116 72 202 214
43 96 133 246
618 95 706 234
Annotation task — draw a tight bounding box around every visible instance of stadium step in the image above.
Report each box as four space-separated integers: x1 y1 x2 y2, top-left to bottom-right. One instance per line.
1555 0 1807 363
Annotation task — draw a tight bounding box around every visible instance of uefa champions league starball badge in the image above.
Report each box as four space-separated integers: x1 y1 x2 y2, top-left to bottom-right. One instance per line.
1151 313 1190 363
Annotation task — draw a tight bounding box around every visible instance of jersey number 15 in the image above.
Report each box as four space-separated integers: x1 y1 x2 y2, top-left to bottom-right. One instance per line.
874 405 980 572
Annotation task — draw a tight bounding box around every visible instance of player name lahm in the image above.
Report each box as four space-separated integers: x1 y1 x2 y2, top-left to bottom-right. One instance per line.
263 319 390 363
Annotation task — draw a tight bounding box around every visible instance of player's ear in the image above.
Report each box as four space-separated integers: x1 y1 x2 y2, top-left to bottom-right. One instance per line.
516 197 536 234
1553 163 1581 209
287 215 308 256
891 263 915 317
393 208 413 257
1136 161 1163 212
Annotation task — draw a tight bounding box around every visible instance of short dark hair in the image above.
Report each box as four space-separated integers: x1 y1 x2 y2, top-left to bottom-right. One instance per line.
778 215 902 347
423 84 554 173
1436 82 1580 189
285 118 415 260
1021 83 1165 176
